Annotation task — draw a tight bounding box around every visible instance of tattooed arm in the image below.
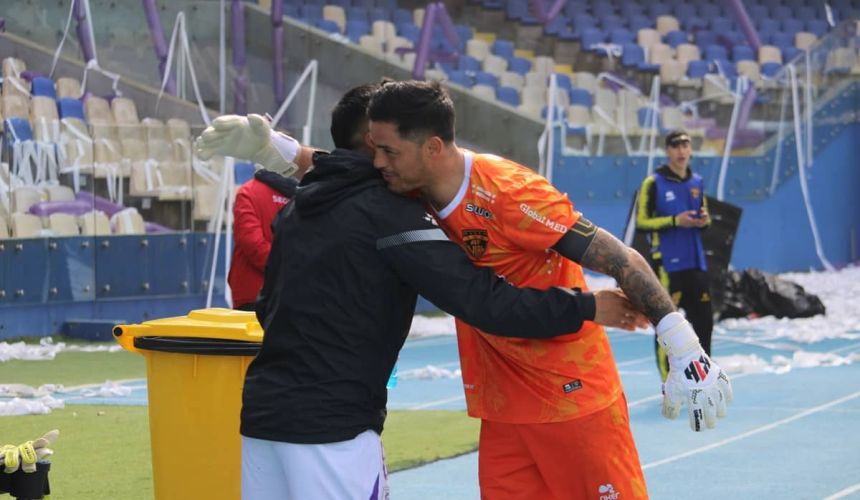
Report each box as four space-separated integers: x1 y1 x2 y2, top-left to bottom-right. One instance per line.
552 218 675 325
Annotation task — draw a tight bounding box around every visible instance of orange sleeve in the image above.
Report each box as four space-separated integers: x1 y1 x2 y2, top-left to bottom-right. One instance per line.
494 168 580 252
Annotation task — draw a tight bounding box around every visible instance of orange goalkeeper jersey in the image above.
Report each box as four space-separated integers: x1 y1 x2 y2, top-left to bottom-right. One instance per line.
435 152 623 423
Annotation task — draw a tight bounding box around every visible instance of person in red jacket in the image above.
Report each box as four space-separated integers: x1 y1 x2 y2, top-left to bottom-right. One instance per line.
229 169 298 310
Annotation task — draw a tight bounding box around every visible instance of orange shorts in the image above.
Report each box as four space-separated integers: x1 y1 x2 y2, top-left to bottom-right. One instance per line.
478 394 648 500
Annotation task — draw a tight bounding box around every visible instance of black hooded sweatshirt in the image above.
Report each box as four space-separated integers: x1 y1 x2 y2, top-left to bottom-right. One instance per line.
240 149 596 444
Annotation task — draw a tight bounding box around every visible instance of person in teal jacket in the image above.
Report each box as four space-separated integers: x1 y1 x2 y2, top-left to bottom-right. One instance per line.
636 130 713 381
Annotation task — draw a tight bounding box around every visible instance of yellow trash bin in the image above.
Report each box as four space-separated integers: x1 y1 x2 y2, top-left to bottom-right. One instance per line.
113 308 263 500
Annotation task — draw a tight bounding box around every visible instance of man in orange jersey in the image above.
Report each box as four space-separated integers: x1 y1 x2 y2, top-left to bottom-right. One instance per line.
365 80 733 500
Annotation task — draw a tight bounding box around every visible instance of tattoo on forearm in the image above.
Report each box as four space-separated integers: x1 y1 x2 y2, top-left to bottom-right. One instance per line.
580 229 675 324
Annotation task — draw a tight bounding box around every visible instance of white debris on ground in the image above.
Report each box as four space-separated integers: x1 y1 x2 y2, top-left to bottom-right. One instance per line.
0 337 122 362
400 365 462 380
0 381 131 417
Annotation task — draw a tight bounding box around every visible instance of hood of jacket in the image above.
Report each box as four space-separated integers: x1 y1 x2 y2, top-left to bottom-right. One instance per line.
254 168 299 198
294 149 384 217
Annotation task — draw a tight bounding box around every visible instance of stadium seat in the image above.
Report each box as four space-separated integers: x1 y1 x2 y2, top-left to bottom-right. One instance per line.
112 97 143 142
323 5 347 32
316 19 342 34
649 43 673 65
506 56 531 76
621 44 645 67
48 213 80 236
2 75 30 99
474 71 499 87
686 59 710 80
676 44 701 65
11 185 42 214
532 56 556 76
663 31 687 49
573 72 597 94
499 71 524 90
78 210 111 236
11 213 43 238
31 77 56 99
0 216 8 239
3 94 29 120
346 20 370 42
2 57 25 78
111 207 146 235
45 185 75 202
737 60 762 85
733 45 755 63
55 77 81 99
806 19 828 38
466 38 490 61
795 32 817 50
637 29 661 50
496 86 520 107
84 96 116 140
760 62 783 79
660 59 686 84
569 88 593 108
482 55 507 76
471 84 496 100
759 45 783 65
705 45 729 62
492 39 515 59
57 98 85 121
446 69 472 88
610 29 635 45
656 15 680 36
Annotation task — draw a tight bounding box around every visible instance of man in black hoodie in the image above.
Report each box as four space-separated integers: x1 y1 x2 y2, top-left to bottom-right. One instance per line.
197 83 647 500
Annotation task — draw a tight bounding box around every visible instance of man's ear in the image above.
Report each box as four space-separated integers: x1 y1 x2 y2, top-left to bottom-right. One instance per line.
424 136 444 156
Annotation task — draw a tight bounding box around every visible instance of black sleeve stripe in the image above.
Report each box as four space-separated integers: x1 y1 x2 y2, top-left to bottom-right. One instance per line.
551 217 598 263
376 228 449 249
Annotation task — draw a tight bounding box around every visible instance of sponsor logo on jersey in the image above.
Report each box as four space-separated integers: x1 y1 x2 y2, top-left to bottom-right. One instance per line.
465 203 493 220
272 195 289 205
599 483 620 500
665 190 676 202
690 187 700 199
562 379 582 393
462 229 489 259
472 184 497 203
519 203 568 233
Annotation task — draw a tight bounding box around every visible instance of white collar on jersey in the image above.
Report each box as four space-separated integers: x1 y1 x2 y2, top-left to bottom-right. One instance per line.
435 150 473 220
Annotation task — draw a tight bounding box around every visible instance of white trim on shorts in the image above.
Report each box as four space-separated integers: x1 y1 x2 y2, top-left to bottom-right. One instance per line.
241 430 389 500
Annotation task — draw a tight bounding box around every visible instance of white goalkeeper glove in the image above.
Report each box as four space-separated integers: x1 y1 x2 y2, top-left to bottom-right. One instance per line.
657 312 733 431
1 429 58 473
194 114 299 177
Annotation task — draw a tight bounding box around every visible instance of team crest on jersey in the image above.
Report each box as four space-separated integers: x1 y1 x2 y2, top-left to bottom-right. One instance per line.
690 187 700 199
462 229 489 259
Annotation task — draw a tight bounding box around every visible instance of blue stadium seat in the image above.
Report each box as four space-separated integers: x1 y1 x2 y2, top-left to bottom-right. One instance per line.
31 77 56 98
5 118 34 148
580 28 607 51
234 162 256 185
544 16 568 36
621 43 645 67
648 2 671 18
496 86 520 107
663 31 688 48
733 45 755 62
675 4 696 21
760 62 782 78
492 39 515 59
770 33 794 48
446 70 473 88
346 7 369 23
713 59 737 78
283 4 299 19
628 15 653 32
569 88 593 108
758 18 780 37
637 106 665 133
748 5 769 21
771 6 793 21
541 105 566 121
795 6 815 22
550 73 573 92
695 31 717 49
686 60 710 79
456 55 479 72
710 17 732 33
57 98 85 121
704 45 729 61
507 56 531 75
392 8 412 26
455 24 474 48
781 19 804 36
345 19 370 42
368 7 390 22
600 16 626 32
698 3 721 18
592 3 616 18
300 4 323 22
610 29 635 45
397 23 420 43
474 71 499 88
806 19 828 37
315 19 341 33
781 46 801 62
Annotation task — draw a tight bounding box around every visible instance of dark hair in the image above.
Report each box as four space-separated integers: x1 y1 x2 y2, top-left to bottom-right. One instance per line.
330 83 379 150
665 130 691 148
367 80 455 143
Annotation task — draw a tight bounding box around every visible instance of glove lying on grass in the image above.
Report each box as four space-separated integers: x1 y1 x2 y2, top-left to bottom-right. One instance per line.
657 313 734 432
194 114 300 178
1 430 59 473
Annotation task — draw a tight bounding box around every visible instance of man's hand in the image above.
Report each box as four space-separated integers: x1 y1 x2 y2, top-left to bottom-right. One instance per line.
593 289 650 331
657 312 733 431
194 114 299 177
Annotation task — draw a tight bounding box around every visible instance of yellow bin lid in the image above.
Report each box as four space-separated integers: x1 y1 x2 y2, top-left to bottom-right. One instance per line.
113 308 263 354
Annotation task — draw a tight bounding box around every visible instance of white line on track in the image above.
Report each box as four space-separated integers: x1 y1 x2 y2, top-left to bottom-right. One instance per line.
642 389 860 470
821 482 860 500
